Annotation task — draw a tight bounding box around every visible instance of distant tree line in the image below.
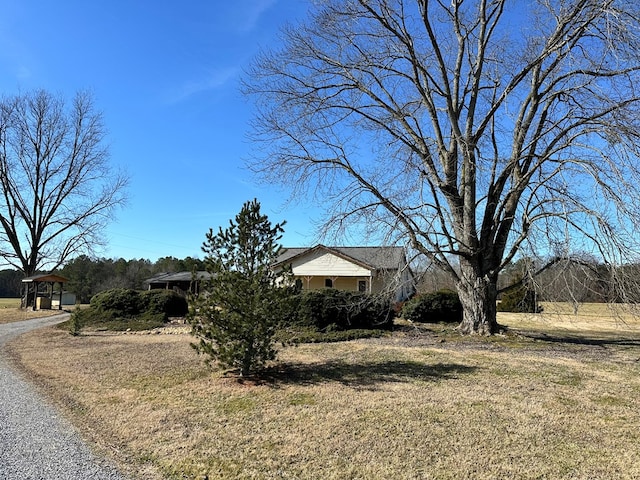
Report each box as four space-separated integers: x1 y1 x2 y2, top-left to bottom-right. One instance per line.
3 252 638 307
0 255 204 302
416 256 640 306
61 255 205 303
0 270 23 298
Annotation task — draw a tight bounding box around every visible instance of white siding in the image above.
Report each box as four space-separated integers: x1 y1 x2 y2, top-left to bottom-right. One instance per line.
291 251 372 277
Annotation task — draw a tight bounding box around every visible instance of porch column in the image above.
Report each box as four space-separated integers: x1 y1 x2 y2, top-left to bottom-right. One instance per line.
32 281 38 311
58 281 63 310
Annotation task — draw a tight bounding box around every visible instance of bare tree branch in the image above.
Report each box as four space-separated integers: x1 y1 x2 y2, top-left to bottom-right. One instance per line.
0 90 128 275
244 0 640 334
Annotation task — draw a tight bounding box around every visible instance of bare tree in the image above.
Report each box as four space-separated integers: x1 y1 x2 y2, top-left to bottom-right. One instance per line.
0 89 127 277
245 0 640 334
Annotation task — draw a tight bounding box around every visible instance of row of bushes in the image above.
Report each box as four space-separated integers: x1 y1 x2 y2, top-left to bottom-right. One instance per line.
71 288 396 334
74 286 544 333
90 288 188 317
291 289 395 331
289 289 470 329
289 287 541 327
287 287 541 328
400 286 541 321
401 286 543 322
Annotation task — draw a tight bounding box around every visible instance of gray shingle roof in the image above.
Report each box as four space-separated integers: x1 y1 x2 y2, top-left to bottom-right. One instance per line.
275 245 406 271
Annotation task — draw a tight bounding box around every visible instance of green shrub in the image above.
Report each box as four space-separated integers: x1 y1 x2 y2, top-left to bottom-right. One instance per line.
69 308 85 336
402 289 462 323
66 306 166 332
140 289 188 317
294 289 394 331
497 284 542 313
90 288 188 319
90 288 143 316
68 288 187 334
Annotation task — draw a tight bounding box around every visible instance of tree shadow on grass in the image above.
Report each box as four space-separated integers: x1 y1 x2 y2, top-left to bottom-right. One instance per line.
261 360 477 389
516 331 640 348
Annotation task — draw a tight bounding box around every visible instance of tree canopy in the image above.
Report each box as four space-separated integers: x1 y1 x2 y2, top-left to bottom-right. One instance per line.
0 89 128 276
245 0 640 334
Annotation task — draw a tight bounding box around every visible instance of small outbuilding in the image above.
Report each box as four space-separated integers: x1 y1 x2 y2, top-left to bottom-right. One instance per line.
145 271 213 296
21 273 69 311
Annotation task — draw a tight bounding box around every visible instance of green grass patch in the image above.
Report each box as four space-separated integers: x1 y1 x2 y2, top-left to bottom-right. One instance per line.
0 298 20 308
593 394 628 407
288 392 316 406
218 396 257 415
552 372 583 387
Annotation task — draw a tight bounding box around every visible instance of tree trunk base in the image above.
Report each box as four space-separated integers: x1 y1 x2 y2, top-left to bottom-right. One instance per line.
457 321 506 336
457 271 499 335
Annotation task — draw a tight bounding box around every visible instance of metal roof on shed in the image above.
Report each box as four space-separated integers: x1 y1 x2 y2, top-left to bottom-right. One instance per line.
145 271 212 284
22 274 69 283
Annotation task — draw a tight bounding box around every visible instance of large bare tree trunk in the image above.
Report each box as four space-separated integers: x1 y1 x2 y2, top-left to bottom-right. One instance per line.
457 261 499 335
246 0 640 335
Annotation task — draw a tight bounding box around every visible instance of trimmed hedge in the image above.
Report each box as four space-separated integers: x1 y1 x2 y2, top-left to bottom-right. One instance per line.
292 289 394 331
68 307 167 332
402 289 463 323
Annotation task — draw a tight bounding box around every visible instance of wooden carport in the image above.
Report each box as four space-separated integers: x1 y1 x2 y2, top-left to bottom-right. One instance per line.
21 273 69 311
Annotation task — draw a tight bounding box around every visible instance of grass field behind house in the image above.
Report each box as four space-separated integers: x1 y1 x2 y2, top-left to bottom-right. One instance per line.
0 298 68 324
0 298 19 308
5 305 640 479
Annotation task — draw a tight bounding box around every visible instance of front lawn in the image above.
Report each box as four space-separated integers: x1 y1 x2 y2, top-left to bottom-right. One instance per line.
6 307 640 479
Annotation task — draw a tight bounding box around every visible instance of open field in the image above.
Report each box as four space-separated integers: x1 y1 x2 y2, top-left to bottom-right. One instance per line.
0 298 69 324
5 307 640 479
0 298 20 308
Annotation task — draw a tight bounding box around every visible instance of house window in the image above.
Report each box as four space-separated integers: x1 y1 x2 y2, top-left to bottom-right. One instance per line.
358 280 367 292
325 278 333 288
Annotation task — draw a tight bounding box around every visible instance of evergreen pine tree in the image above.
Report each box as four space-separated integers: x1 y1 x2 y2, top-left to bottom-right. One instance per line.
188 199 293 376
497 277 541 314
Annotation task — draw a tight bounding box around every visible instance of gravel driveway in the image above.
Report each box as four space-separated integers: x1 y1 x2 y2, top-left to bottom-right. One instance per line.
0 314 129 480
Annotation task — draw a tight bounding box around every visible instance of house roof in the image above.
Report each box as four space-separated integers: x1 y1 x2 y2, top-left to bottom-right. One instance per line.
274 245 406 271
145 271 212 285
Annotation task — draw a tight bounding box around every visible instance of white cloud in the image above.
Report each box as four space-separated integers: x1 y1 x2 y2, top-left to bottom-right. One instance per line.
168 67 239 104
15 64 32 80
236 0 277 33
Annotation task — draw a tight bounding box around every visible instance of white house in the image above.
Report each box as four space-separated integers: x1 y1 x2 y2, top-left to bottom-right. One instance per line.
273 245 416 302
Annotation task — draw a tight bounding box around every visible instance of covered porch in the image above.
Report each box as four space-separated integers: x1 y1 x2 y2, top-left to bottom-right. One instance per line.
296 275 373 293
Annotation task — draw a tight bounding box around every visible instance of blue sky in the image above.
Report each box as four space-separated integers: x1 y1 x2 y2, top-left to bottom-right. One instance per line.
0 0 318 261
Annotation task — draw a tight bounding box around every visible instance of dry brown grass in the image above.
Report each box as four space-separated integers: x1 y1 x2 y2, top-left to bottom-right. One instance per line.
6 306 640 479
0 298 68 323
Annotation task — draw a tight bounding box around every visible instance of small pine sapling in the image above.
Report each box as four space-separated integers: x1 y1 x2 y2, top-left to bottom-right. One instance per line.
188 199 294 377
